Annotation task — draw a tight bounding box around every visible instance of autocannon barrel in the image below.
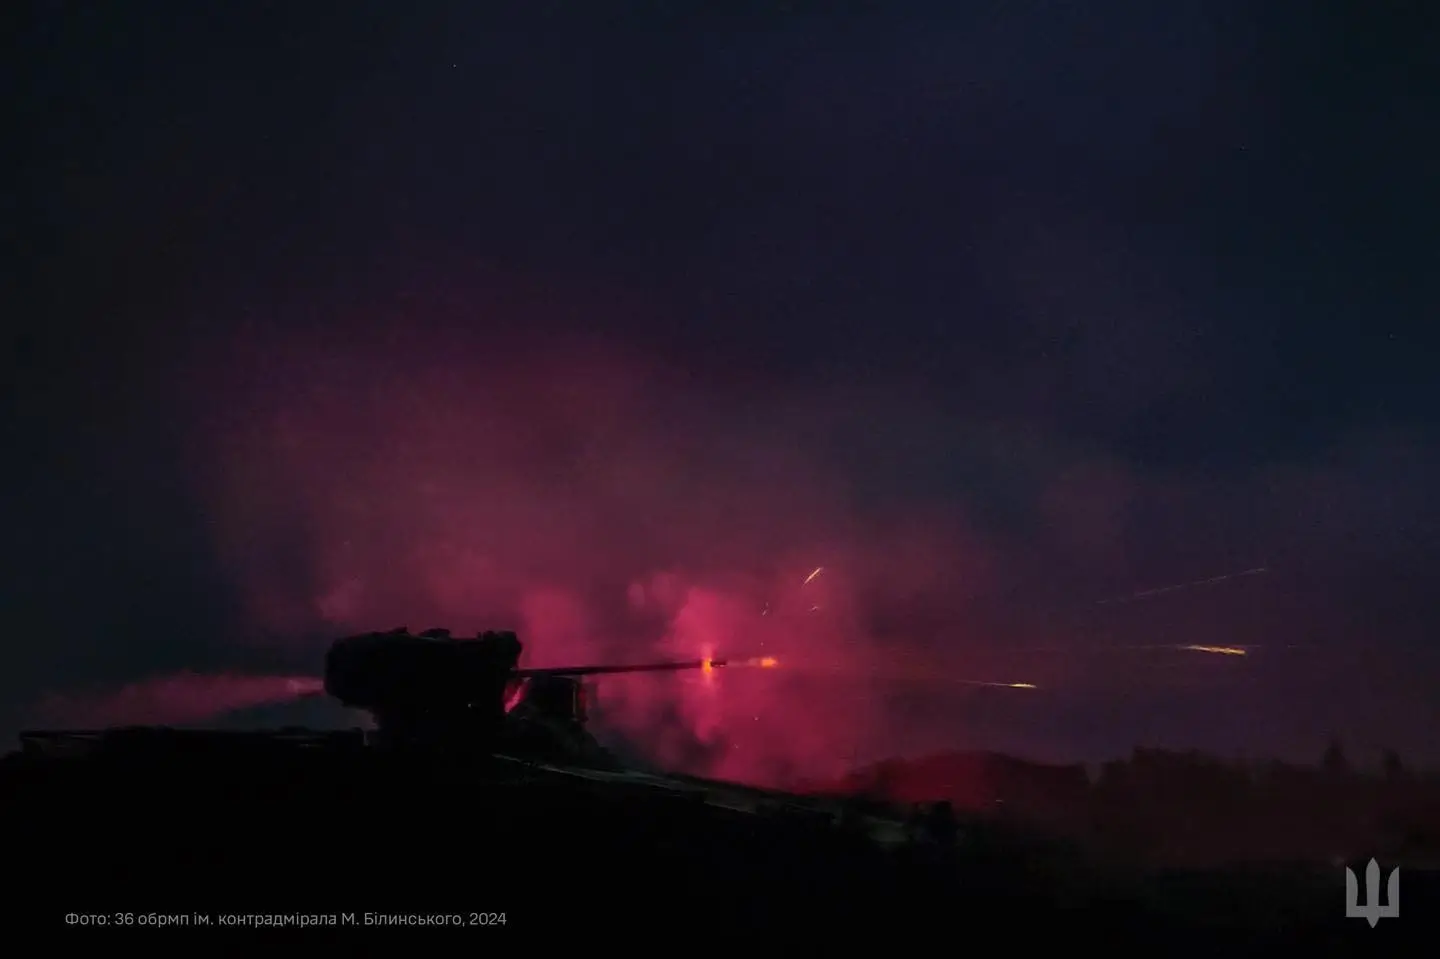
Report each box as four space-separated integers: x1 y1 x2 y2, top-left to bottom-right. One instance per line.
515 659 727 678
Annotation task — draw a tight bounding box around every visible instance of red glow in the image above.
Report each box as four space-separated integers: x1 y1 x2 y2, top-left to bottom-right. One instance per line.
504 679 529 713
166 321 1042 786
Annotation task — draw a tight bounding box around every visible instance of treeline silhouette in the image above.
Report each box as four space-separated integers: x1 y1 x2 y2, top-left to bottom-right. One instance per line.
806 738 1440 868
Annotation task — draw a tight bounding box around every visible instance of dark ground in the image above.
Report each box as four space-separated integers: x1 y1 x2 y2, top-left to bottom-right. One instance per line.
2 746 1432 948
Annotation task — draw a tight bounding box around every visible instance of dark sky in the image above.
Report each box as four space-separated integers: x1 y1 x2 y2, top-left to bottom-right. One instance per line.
4 2 1438 779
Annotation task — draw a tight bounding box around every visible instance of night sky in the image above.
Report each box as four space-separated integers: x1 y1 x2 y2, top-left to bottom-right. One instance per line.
5 3 1438 781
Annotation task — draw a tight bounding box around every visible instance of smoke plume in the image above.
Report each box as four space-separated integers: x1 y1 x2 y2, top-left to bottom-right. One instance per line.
35 674 323 729
24 283 1438 776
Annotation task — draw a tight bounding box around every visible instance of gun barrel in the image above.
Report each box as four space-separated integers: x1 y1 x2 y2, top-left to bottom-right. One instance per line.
515 659 728 679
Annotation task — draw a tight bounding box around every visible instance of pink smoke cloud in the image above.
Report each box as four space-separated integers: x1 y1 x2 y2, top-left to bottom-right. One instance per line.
35 673 323 728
